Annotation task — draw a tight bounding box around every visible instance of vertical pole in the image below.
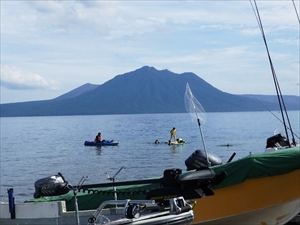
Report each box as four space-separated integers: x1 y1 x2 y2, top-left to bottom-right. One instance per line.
7 188 15 219
74 191 80 225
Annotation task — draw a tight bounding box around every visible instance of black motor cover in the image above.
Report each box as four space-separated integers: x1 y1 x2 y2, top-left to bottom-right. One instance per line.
33 174 69 198
185 150 222 171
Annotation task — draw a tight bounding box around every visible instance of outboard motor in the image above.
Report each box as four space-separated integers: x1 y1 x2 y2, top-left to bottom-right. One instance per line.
33 173 69 198
266 133 289 148
145 167 226 201
185 150 222 171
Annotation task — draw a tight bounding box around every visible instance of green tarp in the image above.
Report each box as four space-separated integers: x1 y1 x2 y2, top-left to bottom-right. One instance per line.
210 146 300 188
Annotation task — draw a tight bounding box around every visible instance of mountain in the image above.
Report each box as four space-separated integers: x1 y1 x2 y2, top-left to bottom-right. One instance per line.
53 83 98 101
0 66 299 117
242 94 300 105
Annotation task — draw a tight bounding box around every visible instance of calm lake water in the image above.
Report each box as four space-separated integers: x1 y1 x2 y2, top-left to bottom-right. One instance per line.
1 111 299 203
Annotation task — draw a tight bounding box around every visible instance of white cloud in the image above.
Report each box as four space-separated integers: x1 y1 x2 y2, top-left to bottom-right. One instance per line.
0 1 299 103
1 65 60 90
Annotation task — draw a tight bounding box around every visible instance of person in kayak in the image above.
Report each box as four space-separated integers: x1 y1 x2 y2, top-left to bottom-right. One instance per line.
170 127 176 142
94 132 102 143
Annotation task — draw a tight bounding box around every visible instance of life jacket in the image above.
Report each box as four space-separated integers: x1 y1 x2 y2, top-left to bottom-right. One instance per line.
95 135 101 142
171 129 176 135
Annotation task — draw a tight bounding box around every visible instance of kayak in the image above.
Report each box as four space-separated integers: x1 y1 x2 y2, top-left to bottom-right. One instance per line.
84 140 119 146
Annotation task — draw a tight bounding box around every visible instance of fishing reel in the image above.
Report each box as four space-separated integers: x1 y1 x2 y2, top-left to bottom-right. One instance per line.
125 203 142 219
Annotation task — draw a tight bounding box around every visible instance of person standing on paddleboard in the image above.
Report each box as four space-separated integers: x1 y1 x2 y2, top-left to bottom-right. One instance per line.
170 127 176 142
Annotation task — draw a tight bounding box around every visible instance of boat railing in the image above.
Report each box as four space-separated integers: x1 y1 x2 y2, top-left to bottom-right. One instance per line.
87 199 155 224
87 196 193 225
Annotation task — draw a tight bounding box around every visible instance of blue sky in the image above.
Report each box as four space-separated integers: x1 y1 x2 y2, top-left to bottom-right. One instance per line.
1 1 299 103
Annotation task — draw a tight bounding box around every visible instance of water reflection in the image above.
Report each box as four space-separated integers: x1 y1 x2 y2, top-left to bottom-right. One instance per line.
171 145 177 152
96 146 102 155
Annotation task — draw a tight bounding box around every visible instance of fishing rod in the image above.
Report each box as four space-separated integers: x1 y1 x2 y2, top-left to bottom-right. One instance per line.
105 166 126 201
184 83 210 167
250 0 297 147
292 0 300 24
252 95 300 140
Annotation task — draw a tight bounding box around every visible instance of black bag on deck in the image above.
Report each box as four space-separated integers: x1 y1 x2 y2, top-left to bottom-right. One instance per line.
266 133 289 148
33 174 69 198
